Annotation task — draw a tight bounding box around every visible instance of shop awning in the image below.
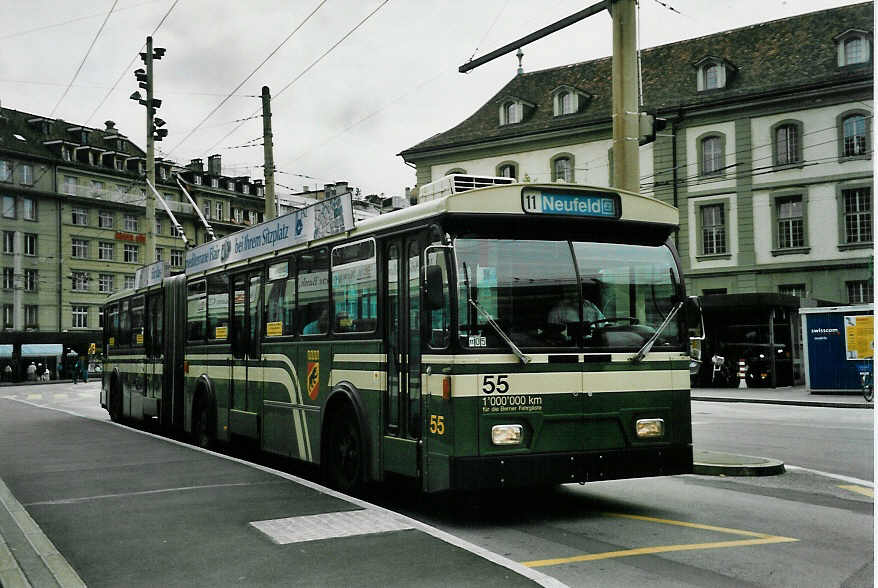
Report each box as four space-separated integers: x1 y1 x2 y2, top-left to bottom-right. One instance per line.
21 344 64 357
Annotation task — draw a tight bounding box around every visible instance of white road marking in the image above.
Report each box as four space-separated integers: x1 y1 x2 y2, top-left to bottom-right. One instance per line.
783 465 874 488
251 510 413 544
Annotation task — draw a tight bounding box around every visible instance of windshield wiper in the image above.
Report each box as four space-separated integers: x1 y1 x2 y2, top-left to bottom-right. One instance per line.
468 298 532 365
630 300 684 363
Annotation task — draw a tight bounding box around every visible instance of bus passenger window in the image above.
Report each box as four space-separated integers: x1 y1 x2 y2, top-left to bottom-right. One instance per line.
207 274 229 341
106 303 118 350
298 248 329 335
265 260 295 337
150 294 163 355
120 300 131 347
110 304 119 348
130 296 145 346
187 280 207 341
331 239 377 333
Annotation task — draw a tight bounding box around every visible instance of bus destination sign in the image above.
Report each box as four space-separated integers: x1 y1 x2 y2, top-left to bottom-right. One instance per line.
134 260 167 289
186 193 355 274
521 188 619 218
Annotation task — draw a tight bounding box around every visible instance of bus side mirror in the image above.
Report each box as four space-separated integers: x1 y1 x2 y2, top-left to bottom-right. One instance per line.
686 296 704 340
425 264 445 310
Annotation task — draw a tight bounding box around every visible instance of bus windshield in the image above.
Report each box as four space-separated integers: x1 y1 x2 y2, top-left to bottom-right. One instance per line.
456 238 683 351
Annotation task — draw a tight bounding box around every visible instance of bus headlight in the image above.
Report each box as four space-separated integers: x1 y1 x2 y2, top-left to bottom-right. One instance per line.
635 418 664 438
491 424 523 445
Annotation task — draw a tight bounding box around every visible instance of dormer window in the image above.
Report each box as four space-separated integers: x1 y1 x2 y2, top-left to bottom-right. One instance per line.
211 177 219 188
114 158 123 171
62 146 72 162
116 139 125 152
194 175 202 185
498 97 534 126
835 29 872 66
552 85 590 116
81 131 89 144
227 180 235 191
159 167 168 180
694 57 735 91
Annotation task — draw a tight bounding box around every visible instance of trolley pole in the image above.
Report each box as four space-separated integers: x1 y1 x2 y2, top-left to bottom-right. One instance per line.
262 86 277 220
144 35 156 263
610 0 640 193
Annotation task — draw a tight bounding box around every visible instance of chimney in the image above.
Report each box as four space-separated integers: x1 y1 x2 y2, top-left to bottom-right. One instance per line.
324 183 334 198
334 181 349 194
303 185 309 193
105 120 116 132
188 158 204 172
207 154 222 176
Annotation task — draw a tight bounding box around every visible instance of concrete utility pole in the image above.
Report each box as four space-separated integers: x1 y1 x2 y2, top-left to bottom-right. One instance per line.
610 0 640 193
144 35 156 264
262 86 277 220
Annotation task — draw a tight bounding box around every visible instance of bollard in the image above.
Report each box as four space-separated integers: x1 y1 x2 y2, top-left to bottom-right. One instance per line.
738 360 748 389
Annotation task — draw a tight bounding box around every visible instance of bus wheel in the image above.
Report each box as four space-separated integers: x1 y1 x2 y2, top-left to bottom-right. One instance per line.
326 405 363 494
109 380 122 422
192 398 212 449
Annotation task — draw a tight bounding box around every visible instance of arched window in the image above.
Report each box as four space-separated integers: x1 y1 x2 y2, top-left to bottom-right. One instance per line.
704 64 720 90
558 91 572 115
552 156 573 183
775 124 800 166
700 136 723 175
843 114 867 157
497 163 517 179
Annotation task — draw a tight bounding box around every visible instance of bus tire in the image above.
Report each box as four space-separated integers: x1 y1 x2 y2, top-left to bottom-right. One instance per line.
109 377 123 423
325 403 364 494
192 395 212 449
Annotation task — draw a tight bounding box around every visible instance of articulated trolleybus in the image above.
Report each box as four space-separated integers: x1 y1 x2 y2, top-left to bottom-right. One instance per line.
102 176 701 492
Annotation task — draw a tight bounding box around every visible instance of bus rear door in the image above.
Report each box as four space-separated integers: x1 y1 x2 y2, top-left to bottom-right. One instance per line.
230 270 262 440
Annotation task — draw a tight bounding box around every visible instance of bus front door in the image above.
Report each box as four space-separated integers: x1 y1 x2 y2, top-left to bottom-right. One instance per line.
382 237 422 478
230 271 262 441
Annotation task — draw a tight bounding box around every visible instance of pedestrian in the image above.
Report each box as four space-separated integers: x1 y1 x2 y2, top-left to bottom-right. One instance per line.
3 363 11 382
81 358 89 384
72 357 80 384
27 361 36 381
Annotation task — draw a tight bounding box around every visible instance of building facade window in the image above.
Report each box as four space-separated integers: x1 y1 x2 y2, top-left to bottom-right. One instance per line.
700 134 725 175
779 284 806 298
124 244 139 263
72 271 89 291
22 198 35 221
496 162 518 179
21 164 33 186
551 154 575 183
23 234 35 256
2 196 14 218
99 274 114 294
90 180 104 196
214 201 223 220
233 207 243 223
836 30 871 66
71 238 88 258
71 305 88 328
248 210 257 225
124 214 138 232
700 203 727 255
776 196 805 250
171 248 183 267
2 232 13 254
2 268 12 289
0 160 10 182
124 275 135 289
24 305 38 328
155 247 163 262
842 187 872 244
98 241 114 261
23 269 36 292
847 280 873 304
203 201 211 219
62 176 76 195
838 110 871 159
2 305 12 329
773 122 802 166
72 207 88 225
98 210 114 228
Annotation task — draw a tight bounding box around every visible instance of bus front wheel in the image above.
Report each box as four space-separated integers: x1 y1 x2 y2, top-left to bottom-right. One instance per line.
192 397 212 449
325 405 363 494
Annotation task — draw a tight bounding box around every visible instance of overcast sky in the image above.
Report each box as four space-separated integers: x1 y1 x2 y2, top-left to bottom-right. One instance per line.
0 0 867 197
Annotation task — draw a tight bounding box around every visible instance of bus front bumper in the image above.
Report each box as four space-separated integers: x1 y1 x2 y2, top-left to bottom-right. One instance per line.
449 444 693 490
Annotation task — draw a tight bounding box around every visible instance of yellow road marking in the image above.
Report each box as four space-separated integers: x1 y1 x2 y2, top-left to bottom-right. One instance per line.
838 484 874 498
521 512 798 568
53 393 68 400
26 393 42 400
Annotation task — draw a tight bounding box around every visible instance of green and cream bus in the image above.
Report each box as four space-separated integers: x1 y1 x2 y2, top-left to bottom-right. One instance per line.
102 178 701 492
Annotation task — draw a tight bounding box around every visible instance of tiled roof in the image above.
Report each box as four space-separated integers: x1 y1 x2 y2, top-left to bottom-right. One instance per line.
401 2 873 156
0 105 145 162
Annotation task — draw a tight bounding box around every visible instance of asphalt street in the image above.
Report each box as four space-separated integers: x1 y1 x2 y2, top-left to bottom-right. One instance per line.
0 381 873 587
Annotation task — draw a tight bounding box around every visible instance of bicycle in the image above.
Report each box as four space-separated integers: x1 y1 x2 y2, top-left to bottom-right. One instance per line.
857 361 873 402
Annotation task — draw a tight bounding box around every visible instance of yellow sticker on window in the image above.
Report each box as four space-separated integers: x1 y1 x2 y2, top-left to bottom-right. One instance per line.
266 321 283 337
215 326 228 340
109 337 115 346
136 333 143 344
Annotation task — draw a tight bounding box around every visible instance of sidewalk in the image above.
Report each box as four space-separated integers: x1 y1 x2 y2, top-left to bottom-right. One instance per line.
691 384 872 409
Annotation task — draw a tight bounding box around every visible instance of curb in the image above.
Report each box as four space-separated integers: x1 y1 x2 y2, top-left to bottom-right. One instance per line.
693 450 785 477
692 396 872 409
